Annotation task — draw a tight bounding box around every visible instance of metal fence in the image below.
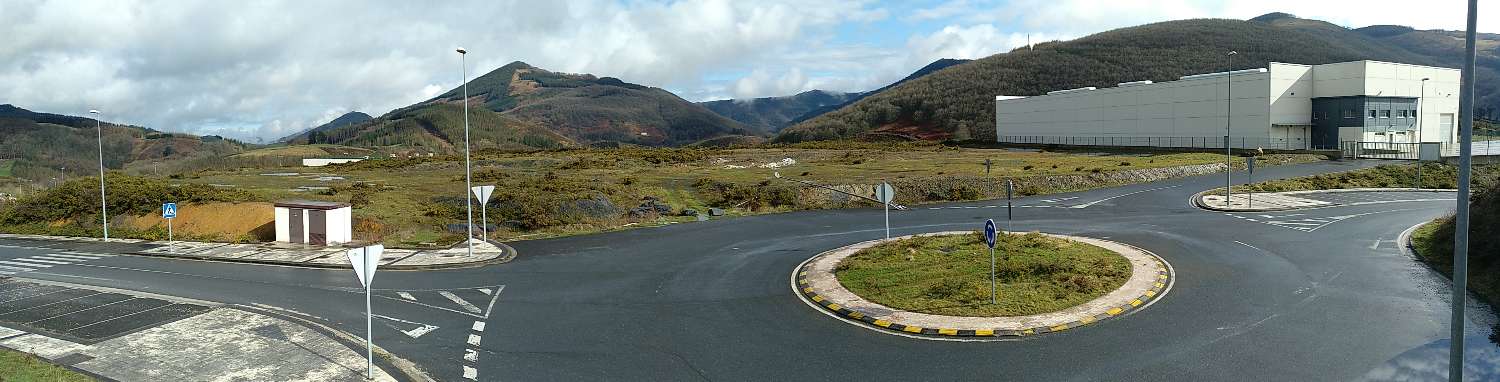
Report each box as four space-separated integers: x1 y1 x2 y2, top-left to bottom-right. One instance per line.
1341 141 1420 160
997 136 1312 150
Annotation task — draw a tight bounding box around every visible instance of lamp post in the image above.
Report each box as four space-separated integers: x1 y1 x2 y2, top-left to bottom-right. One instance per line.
1224 51 1237 206
457 47 474 257
89 110 109 241
1418 77 1429 189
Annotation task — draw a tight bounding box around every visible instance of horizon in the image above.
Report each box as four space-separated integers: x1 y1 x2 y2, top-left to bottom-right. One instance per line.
2 0 1496 142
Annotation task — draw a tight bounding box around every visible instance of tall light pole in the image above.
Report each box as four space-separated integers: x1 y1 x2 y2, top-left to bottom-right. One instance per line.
1418 77 1429 189
89 110 109 241
1224 51 1237 206
1449 0 1478 380
457 47 474 257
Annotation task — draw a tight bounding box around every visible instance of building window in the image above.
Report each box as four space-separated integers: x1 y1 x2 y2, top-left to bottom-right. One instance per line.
1380 110 1391 118
1344 109 1356 119
1369 110 1378 118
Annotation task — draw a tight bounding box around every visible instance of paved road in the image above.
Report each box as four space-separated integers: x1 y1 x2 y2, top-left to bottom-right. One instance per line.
0 159 1495 381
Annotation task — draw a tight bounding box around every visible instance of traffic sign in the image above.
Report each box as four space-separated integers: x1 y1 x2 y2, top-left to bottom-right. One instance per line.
346 244 383 288
983 219 997 248
874 183 895 204
161 203 177 219
470 185 495 203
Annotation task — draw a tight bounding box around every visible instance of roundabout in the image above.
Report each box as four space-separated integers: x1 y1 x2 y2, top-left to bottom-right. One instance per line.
793 231 1174 339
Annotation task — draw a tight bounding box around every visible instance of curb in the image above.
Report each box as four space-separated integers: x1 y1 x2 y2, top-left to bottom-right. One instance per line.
792 234 1174 339
231 304 432 382
0 234 516 271
1191 187 1459 212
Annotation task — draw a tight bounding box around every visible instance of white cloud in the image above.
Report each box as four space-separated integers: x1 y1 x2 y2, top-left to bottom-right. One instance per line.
731 68 810 99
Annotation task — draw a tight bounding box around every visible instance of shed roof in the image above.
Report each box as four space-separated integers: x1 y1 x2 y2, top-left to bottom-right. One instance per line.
274 200 351 210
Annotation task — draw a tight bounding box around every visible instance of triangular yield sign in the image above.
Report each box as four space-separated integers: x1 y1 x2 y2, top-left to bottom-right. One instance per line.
471 185 495 203
346 244 383 288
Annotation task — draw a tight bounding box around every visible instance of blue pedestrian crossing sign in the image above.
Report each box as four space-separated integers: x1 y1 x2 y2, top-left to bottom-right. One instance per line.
162 203 177 219
983 219 997 249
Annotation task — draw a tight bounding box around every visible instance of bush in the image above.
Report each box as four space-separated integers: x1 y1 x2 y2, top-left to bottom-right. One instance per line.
0 173 254 225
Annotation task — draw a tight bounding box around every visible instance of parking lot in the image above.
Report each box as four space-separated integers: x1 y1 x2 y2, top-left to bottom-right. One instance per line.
0 278 209 344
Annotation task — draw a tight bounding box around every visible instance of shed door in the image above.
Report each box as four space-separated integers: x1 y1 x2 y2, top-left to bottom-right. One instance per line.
288 208 304 244
308 210 327 246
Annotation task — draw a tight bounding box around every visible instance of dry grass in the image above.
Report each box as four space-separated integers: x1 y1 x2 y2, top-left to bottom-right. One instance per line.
120 202 274 241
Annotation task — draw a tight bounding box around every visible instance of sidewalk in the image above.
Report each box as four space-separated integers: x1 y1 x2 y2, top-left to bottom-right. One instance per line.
0 279 410 381
1195 188 1457 212
0 234 514 270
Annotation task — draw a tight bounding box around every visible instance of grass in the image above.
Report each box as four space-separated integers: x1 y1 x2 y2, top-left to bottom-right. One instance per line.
1 144 1321 247
0 160 13 178
0 348 95 381
834 232 1131 317
1228 163 1500 193
228 144 373 159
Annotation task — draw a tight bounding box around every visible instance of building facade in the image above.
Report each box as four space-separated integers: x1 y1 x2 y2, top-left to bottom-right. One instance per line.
994 60 1460 150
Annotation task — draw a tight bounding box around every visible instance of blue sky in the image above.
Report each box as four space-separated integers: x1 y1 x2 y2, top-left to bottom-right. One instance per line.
1 0 1494 141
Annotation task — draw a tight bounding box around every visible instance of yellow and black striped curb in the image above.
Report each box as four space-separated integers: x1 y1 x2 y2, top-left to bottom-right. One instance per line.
795 253 1173 338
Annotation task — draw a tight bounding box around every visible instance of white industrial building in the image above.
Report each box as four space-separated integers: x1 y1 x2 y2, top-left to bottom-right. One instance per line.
995 60 1460 150
302 157 366 167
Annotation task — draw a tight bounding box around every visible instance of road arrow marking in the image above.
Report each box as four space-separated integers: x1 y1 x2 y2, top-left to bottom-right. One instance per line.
441 291 484 314
371 313 440 339
477 288 492 295
397 292 416 301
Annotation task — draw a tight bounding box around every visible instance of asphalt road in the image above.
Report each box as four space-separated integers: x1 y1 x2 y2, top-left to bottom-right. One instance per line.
1 158 1495 381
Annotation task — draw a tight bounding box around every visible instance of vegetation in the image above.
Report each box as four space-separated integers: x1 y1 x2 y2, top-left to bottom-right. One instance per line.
778 14 1460 142
834 232 1131 317
1233 163 1500 192
1411 175 1500 314
698 90 857 133
0 173 254 235
0 347 95 382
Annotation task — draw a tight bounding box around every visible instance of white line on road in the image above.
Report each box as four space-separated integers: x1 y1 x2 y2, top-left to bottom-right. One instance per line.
43 253 103 260
9 258 71 265
477 288 492 296
472 321 485 332
0 260 50 268
1070 185 1181 209
397 292 416 301
467 334 482 346
464 349 478 362
0 264 35 272
30 255 89 262
1235 240 1268 253
370 313 441 339
440 291 484 314
462 365 477 380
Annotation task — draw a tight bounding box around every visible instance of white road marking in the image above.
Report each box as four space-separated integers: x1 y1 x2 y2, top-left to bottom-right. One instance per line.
472 321 485 332
464 348 478 362
1070 185 1181 208
1234 240 1267 252
0 260 50 268
441 291 484 314
467 334 482 346
41 253 103 260
462 365 477 380
9 258 71 265
30 255 88 262
370 313 440 338
482 285 505 318
397 292 416 301
1370 238 1382 250
477 288 492 296
1040 196 1079 203
0 264 35 272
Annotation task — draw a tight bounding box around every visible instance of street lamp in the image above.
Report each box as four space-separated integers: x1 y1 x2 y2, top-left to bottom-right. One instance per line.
457 47 474 257
89 110 109 241
1224 50 1237 206
1417 77 1429 189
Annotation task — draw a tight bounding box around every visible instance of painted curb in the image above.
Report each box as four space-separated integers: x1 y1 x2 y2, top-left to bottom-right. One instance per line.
793 234 1174 338
1191 187 1459 212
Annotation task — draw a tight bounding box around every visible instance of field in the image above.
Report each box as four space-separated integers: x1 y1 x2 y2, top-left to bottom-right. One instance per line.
834 232 1131 316
3 143 1320 247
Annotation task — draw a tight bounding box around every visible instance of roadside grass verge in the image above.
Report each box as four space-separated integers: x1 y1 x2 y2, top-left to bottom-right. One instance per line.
1409 175 1500 313
834 232 1130 317
1229 163 1499 193
0 348 95 381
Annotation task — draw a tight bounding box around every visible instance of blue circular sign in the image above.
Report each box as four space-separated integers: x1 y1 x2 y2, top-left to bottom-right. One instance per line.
983 219 997 248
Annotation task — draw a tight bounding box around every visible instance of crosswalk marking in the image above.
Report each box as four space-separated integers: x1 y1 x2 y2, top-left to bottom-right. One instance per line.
44 253 105 260
7 258 70 265
30 255 92 262
0 260 51 268
0 264 35 272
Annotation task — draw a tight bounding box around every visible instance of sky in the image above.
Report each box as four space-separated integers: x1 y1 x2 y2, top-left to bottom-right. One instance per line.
1 0 1497 142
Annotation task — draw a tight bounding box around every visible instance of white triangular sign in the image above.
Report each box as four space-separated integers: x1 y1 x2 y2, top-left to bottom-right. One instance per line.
471 185 495 203
346 244 383 288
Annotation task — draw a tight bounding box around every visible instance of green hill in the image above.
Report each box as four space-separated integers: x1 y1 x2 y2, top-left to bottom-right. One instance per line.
294 61 755 149
698 90 858 133
276 111 371 143
777 14 1457 142
0 105 246 181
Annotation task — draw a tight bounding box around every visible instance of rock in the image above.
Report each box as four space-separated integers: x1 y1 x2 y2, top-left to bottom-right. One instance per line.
680 209 698 216
709 208 725 216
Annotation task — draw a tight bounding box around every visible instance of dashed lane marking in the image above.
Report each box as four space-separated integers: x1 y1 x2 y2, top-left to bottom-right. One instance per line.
466 334 482 346
462 365 478 380
464 349 478 362
472 322 485 332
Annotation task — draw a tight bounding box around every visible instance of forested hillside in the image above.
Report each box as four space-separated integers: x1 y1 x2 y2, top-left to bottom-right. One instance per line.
1354 24 1500 119
698 90 857 133
0 105 246 182
277 111 371 143
291 61 755 149
778 14 1470 142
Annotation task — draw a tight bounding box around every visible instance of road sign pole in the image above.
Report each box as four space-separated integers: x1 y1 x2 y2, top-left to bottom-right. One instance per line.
480 203 488 243
364 246 373 381
1247 157 1255 208
989 246 996 304
883 199 890 239
168 219 173 242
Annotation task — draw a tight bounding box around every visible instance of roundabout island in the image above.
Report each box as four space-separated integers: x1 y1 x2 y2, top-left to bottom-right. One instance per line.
794 231 1174 339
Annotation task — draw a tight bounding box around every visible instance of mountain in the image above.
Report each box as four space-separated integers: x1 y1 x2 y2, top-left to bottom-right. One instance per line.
777 14 1471 142
291 61 756 149
0 104 246 181
1352 25 1500 118
783 58 971 128
697 90 858 133
277 111 372 143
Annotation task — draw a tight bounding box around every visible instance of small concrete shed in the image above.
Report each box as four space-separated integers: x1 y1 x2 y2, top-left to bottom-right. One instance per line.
274 200 352 246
